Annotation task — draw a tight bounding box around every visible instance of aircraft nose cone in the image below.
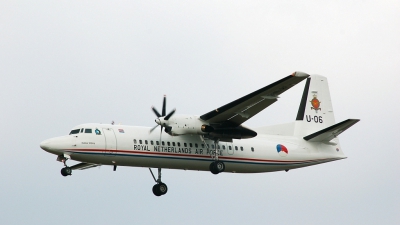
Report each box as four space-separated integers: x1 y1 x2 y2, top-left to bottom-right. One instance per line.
40 137 64 154
40 140 50 151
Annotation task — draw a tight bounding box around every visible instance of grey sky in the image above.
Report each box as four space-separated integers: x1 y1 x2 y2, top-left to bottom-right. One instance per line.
1 1 399 224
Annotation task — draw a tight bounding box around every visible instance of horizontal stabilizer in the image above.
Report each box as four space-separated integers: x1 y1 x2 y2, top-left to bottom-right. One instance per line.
70 162 99 170
303 119 360 142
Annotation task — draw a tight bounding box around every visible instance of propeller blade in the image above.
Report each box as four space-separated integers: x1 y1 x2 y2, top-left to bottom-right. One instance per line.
149 124 159 133
164 108 176 120
152 106 162 118
162 95 166 117
159 126 163 144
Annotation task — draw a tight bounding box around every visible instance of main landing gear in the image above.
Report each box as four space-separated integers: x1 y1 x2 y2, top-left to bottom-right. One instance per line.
149 168 168 196
205 137 225 175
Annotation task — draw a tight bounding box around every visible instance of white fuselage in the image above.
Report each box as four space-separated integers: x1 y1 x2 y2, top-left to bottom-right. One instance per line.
40 123 346 173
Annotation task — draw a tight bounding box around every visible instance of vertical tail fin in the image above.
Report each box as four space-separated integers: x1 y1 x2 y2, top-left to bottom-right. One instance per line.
294 75 335 137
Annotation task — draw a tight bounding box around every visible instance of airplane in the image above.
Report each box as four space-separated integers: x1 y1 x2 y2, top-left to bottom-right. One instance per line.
40 72 359 196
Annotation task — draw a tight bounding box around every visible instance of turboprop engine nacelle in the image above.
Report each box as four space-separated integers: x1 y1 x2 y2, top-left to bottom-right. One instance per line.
164 115 257 139
201 125 256 139
201 125 214 132
208 126 257 139
165 115 210 136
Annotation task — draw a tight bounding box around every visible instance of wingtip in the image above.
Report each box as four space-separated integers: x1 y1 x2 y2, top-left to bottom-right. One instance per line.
292 71 310 77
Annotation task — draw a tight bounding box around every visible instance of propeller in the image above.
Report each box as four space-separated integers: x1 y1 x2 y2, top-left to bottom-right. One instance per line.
150 95 176 135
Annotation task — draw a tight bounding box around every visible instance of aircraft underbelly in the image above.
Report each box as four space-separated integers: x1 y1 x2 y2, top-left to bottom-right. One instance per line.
69 150 339 173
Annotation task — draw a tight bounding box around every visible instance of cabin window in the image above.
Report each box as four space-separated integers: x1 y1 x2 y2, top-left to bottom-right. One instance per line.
211 144 215 149
156 141 159 145
145 140 148 144
69 129 80 135
222 145 226 150
189 143 193 148
162 141 165 146
201 144 205 148
85 129 92 133
235 146 238 150
240 146 243 151
217 145 220 149
139 140 142 144
177 142 181 147
150 140 154 145
228 146 232 150
172 142 175 146
184 143 187 147
251 147 254 152
134 139 137 144
195 143 198 148
167 142 170 146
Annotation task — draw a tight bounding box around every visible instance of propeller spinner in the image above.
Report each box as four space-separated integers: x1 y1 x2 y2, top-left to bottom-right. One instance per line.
150 95 176 134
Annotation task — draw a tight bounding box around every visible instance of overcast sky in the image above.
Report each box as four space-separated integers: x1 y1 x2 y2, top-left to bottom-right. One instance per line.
1 1 399 224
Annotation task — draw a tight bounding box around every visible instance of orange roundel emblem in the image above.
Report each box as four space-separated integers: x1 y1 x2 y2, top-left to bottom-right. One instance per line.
310 95 321 112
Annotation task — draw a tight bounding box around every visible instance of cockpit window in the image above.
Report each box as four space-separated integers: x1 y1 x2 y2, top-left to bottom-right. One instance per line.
69 129 80 135
95 129 101 135
85 129 92 133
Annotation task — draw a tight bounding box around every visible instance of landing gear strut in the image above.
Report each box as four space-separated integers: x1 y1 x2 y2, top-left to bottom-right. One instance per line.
149 168 168 196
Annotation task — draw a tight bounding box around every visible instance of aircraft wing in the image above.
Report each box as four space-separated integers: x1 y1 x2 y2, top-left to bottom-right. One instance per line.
200 72 309 127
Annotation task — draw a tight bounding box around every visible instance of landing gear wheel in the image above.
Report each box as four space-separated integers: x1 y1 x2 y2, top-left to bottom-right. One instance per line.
215 161 225 172
152 185 161 196
158 183 168 195
61 167 72 176
209 161 225 175
152 183 168 196
210 162 218 174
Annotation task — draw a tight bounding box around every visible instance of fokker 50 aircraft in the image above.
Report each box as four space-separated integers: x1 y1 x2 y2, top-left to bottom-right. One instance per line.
40 72 359 196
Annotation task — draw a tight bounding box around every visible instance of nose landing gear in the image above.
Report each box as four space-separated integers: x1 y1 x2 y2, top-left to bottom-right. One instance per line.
58 154 72 176
149 168 168 196
61 167 72 176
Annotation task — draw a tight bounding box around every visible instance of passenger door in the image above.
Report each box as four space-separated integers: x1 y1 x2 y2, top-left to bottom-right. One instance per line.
102 128 117 156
